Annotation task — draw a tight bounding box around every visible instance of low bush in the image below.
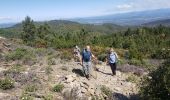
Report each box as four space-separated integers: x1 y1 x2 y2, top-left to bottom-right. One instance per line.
47 59 56 65
97 53 107 62
5 48 36 65
117 59 127 65
35 48 47 57
100 85 113 99
140 59 170 100
5 48 27 61
128 59 142 66
60 51 72 61
0 77 14 90
20 94 33 100
4 64 25 75
24 84 38 92
126 74 139 83
91 46 105 56
52 84 64 92
45 66 53 75
43 94 53 100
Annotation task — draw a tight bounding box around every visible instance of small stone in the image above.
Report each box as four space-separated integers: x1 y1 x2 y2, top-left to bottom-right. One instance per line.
81 87 87 93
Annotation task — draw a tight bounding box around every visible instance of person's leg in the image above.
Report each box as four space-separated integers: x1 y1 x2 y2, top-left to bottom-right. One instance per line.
113 63 116 75
109 63 115 75
83 62 88 76
86 62 92 79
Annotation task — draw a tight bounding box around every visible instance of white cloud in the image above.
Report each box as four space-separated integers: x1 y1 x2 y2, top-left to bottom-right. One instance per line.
129 0 170 11
0 16 13 20
104 0 170 14
116 4 133 10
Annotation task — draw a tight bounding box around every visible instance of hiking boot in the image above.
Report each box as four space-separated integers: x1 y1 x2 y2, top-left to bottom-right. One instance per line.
86 74 90 79
113 72 116 76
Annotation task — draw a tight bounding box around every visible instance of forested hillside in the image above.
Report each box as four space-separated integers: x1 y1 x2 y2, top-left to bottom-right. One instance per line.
1 16 170 60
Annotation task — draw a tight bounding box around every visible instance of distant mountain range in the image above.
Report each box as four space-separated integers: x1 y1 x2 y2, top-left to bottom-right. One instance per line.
0 23 17 28
71 8 170 26
1 8 170 29
4 20 126 35
143 19 170 26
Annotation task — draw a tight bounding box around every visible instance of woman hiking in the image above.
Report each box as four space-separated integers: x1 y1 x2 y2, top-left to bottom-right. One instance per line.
107 48 119 76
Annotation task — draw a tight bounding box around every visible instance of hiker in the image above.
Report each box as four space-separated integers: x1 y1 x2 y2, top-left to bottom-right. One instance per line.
82 45 96 79
73 45 81 62
106 48 119 76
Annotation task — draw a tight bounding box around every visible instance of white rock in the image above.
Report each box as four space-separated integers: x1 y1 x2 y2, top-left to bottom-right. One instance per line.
116 71 121 76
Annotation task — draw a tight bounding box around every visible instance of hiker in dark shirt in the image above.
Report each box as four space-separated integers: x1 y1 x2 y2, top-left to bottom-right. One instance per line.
82 45 96 79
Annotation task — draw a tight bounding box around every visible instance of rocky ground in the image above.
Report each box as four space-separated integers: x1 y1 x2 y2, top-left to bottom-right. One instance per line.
0 37 145 100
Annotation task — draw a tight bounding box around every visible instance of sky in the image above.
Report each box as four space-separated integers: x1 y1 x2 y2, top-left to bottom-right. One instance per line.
0 0 170 23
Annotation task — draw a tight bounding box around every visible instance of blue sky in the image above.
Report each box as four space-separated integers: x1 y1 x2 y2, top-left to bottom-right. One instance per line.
0 0 170 23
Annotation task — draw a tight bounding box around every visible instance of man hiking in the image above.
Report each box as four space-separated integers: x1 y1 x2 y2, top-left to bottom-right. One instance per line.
106 48 119 76
82 45 96 79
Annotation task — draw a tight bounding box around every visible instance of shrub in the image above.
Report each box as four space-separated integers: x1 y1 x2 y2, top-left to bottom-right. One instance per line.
126 74 138 83
91 46 105 56
5 48 27 61
24 84 38 92
0 77 14 90
140 59 170 100
20 94 33 100
43 94 53 100
100 85 113 99
35 48 47 57
117 59 127 65
128 59 142 66
4 64 25 75
52 84 64 92
47 59 56 65
97 53 107 62
5 48 36 64
60 51 72 61
45 66 53 75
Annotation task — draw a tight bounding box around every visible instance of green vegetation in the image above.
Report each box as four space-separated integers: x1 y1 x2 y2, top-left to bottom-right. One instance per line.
1 16 169 62
4 64 25 74
140 59 170 100
18 17 169 60
20 94 33 100
126 74 139 83
43 94 53 100
5 48 36 62
5 48 28 61
0 77 14 90
100 85 113 99
45 66 53 75
24 84 38 92
52 84 64 92
60 50 72 61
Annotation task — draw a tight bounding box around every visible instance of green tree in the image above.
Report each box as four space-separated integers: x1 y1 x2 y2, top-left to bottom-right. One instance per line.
140 59 170 100
21 16 36 46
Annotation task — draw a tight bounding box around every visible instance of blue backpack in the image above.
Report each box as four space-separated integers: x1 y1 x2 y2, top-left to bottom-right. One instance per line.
82 50 92 62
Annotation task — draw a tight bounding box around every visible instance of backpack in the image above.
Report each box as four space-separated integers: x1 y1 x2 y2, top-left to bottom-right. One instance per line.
82 50 92 62
113 52 118 63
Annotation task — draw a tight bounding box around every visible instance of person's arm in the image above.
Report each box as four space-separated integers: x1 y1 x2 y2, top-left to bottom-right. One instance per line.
91 53 97 60
114 52 119 59
106 54 109 65
81 54 84 65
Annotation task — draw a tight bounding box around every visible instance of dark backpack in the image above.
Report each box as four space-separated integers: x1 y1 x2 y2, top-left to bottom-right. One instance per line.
82 51 92 62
